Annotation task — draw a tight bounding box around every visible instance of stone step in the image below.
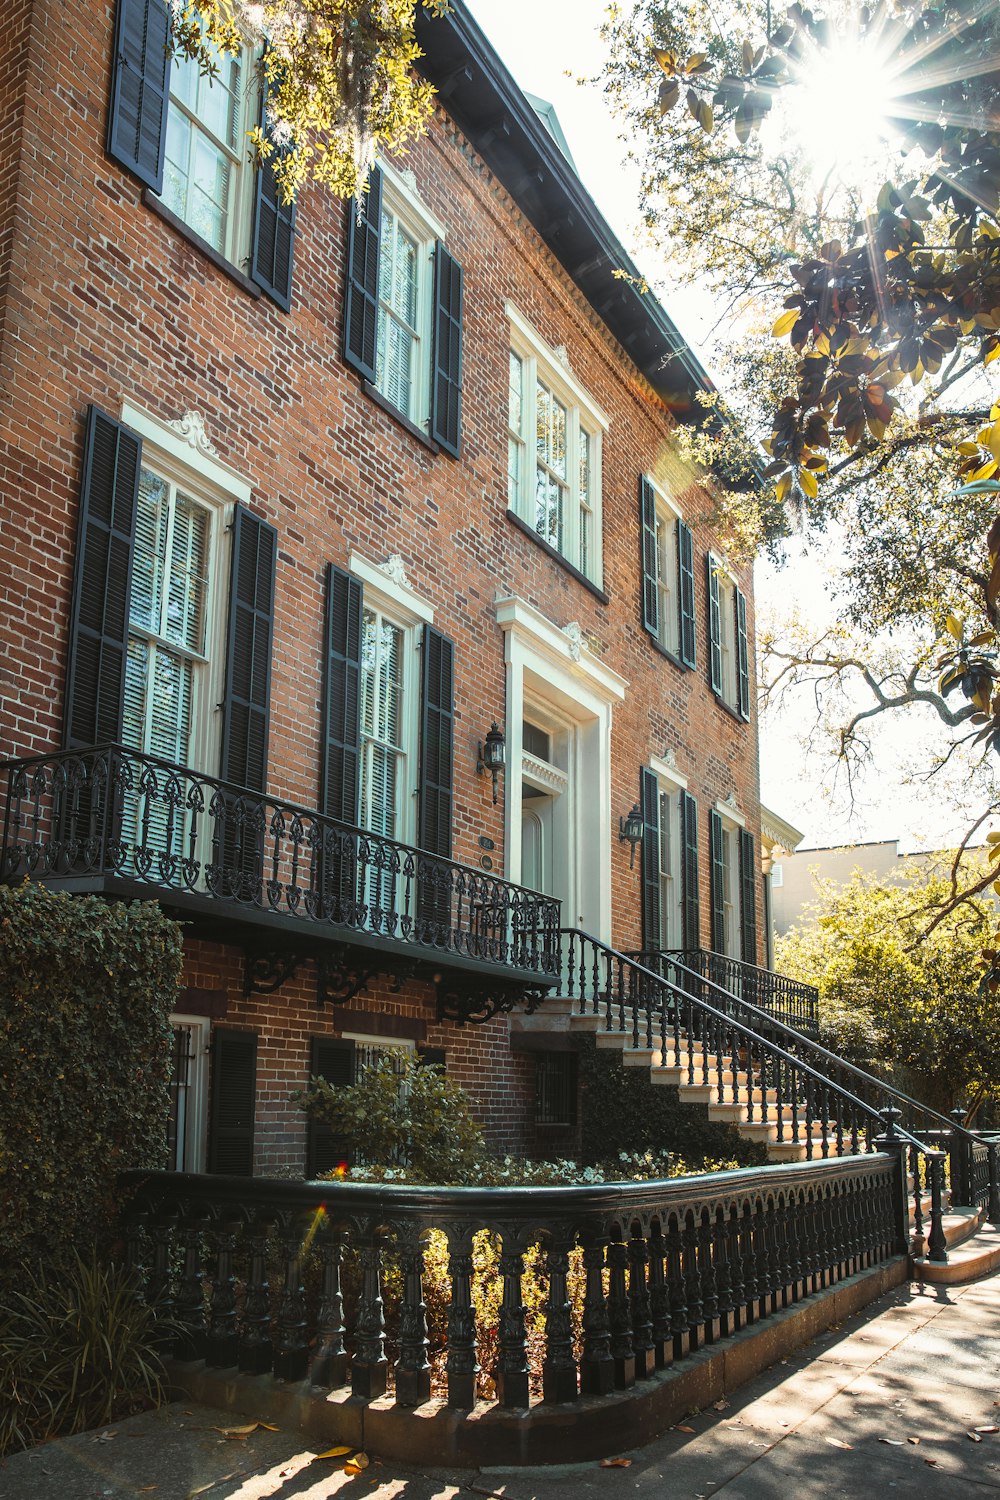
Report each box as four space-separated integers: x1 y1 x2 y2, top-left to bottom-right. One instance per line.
914 1220 1000 1285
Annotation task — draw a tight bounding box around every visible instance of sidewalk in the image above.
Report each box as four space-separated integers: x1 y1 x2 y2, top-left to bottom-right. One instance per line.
3 1273 1000 1500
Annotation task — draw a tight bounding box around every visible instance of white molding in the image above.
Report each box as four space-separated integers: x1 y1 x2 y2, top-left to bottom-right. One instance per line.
121 401 253 502
350 551 434 624
650 754 687 790
495 595 627 704
759 802 805 852
378 158 448 244
506 301 611 430
646 470 681 520
522 752 569 794
715 796 747 829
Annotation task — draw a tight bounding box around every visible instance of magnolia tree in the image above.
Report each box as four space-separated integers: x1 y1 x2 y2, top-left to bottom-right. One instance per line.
169 0 446 200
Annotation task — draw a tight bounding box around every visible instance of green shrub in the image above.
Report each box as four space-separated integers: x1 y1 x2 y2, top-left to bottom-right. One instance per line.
0 1252 170 1456
0 885 182 1279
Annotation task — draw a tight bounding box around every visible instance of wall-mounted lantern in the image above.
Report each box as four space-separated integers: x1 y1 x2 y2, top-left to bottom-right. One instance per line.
477 722 506 805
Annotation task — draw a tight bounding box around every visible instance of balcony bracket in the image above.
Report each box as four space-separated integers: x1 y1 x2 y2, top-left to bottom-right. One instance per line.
316 947 418 1008
244 946 306 997
435 979 548 1027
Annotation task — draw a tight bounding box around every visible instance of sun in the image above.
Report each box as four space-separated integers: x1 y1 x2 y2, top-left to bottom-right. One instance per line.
777 31 901 191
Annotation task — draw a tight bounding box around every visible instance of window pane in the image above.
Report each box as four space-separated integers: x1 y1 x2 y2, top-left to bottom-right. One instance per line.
508 351 523 432
131 471 169 632
166 494 209 653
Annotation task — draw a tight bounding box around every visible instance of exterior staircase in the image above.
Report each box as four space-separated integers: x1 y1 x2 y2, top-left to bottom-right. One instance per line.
518 929 1000 1280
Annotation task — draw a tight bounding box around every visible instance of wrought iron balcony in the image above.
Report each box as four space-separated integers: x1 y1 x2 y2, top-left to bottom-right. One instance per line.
628 947 820 1036
0 745 561 1019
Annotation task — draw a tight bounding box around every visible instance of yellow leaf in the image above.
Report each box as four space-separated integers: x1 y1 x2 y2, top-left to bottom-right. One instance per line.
799 468 819 499
989 422 1000 462
214 1423 260 1437
972 459 999 481
772 308 798 337
775 471 792 504
685 52 708 71
986 342 1000 366
945 613 963 639
316 1446 355 1459
653 49 676 74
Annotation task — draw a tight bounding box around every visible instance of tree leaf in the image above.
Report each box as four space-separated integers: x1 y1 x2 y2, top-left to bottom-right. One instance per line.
773 308 799 337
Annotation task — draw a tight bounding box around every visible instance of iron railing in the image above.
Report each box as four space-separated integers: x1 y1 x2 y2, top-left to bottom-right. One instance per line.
0 745 561 978
120 1156 902 1416
632 947 820 1036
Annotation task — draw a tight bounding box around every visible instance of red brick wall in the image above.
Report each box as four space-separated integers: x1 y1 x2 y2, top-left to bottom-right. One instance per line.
0 0 764 1164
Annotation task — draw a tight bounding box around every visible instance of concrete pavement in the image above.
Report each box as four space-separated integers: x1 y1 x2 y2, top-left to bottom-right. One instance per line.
3 1274 999 1500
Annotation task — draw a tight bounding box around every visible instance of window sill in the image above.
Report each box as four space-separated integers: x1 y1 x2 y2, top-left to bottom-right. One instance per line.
506 510 610 605
713 692 751 725
143 192 263 300
361 380 441 455
648 635 691 672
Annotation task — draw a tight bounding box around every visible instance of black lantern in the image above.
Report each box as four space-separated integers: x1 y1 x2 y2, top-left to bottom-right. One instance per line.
477 722 506 804
619 803 643 869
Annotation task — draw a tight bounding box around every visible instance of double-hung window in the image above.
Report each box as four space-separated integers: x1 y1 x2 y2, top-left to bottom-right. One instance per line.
359 606 410 845
640 475 696 666
343 164 464 455
507 305 606 586
710 807 757 964
707 553 751 718
639 764 699 952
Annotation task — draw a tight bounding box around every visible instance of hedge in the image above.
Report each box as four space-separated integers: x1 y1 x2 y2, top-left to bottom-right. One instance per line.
0 885 182 1278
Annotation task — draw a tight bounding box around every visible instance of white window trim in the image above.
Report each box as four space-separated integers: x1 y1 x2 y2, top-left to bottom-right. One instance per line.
349 552 434 624
715 805 744 960
168 1013 210 1173
650 477 682 656
340 1031 416 1053
650 754 687 791
714 797 747 828
497 594 625 943
373 162 445 429
506 303 608 585
709 552 741 709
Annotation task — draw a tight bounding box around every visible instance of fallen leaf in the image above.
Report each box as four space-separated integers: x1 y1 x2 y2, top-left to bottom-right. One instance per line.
976 1426 1000 1434
316 1446 355 1459
878 1439 904 1446
925 1458 940 1467
213 1423 260 1438
258 1422 280 1432
600 1457 633 1467
825 1438 854 1450
907 1436 921 1445
351 1453 370 1469
676 1424 696 1433
968 1432 984 1443
712 1400 730 1411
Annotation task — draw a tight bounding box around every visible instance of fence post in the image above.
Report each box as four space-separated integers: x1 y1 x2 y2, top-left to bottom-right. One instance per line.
875 1106 911 1259
950 1107 971 1206
926 1151 949 1264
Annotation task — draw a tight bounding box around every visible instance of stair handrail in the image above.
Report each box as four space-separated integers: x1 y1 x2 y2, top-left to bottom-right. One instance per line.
558 927 936 1156
598 932 978 1146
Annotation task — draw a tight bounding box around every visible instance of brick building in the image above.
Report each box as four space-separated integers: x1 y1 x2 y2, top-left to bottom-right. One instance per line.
0 0 768 1174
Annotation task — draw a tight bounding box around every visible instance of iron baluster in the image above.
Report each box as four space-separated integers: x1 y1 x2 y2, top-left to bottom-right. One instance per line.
606 1239 636 1388
666 1213 691 1359
395 1235 431 1407
205 1218 239 1368
273 1216 309 1382
927 1152 948 1264
542 1240 577 1403
682 1210 704 1350
714 1207 735 1337
628 1232 655 1378
312 1226 348 1389
174 1218 206 1361
238 1219 273 1375
446 1242 479 1409
495 1244 529 1409
647 1224 672 1368
580 1238 614 1396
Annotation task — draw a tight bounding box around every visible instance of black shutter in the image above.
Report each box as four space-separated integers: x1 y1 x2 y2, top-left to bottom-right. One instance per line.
707 553 723 695
740 828 757 964
306 1036 355 1177
736 585 751 720
640 767 660 950
418 627 455 859
249 75 297 311
320 565 363 823
343 165 382 382
220 506 277 792
678 520 696 668
417 1045 447 1070
709 809 725 952
208 1028 257 1175
430 244 463 456
639 476 659 638
64 407 142 749
680 791 700 950
106 0 172 192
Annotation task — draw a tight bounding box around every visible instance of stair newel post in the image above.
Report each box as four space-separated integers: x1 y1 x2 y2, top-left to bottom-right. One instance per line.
666 1211 691 1358
628 1227 656 1377
908 1143 925 1259
174 1215 207 1361
239 1217 274 1375
875 1106 913 1259
949 1108 970 1206
988 1140 1000 1226
606 1234 637 1387
445 1231 480 1409
648 1221 673 1367
205 1214 240 1368
580 1235 615 1395
395 1230 431 1407
312 1224 348 1389
495 1232 530 1410
274 1214 310 1382
927 1151 949 1264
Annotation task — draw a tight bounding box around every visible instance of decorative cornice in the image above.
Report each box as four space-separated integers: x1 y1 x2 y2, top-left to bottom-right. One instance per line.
521 752 569 794
166 410 218 456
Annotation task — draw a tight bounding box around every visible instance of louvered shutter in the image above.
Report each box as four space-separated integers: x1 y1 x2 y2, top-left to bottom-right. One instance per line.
678 521 696 668
739 828 757 964
106 0 172 192
706 553 723 694
343 166 382 382
220 507 277 792
639 476 659 638
249 74 297 311
709 809 726 953
417 627 454 936
430 244 463 456
735 586 751 720
640 767 660 950
306 1037 355 1177
208 1028 257 1175
680 792 699 951
321 566 363 822
65 407 141 749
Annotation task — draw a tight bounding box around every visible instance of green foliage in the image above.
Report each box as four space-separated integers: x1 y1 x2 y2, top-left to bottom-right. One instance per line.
294 1049 488 1183
0 1252 169 1457
0 885 182 1280
170 0 449 202
776 865 1000 1114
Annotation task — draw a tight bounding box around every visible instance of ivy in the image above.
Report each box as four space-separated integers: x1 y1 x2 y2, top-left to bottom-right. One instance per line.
0 886 182 1283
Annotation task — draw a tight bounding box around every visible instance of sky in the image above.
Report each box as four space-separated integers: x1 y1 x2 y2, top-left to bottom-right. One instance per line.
464 0 986 856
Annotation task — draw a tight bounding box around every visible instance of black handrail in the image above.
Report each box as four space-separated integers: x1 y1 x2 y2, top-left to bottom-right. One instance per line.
633 947 820 1036
0 744 561 976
